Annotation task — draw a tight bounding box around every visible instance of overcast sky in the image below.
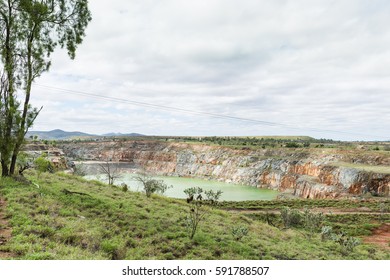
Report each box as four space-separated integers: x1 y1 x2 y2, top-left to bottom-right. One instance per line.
29 0 390 140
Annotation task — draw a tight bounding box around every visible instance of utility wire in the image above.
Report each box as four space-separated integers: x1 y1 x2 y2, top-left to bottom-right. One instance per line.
35 83 387 139
35 84 281 126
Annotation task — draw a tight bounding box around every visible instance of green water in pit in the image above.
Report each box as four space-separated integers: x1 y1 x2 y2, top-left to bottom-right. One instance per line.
85 173 279 201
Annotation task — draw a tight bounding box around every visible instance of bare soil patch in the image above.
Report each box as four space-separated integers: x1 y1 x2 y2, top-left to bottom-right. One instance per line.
0 196 15 259
363 223 390 251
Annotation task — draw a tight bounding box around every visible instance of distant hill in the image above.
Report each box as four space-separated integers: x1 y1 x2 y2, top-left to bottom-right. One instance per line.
26 129 144 140
26 129 94 140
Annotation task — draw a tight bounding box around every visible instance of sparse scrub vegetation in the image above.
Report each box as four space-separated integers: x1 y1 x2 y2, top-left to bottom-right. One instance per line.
0 171 388 260
320 226 361 254
167 135 349 150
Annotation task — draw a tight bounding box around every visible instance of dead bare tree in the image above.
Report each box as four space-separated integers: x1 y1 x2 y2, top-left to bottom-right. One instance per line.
99 160 121 186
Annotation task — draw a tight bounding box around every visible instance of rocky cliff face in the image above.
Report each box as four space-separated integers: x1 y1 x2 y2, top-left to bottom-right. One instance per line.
60 140 390 198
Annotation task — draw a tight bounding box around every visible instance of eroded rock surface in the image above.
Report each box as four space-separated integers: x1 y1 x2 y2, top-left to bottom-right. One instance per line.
58 140 390 198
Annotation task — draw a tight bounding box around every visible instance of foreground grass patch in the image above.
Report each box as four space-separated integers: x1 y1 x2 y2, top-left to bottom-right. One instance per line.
0 171 388 260
219 198 390 211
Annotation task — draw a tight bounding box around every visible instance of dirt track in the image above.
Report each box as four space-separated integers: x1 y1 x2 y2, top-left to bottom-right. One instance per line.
225 207 388 215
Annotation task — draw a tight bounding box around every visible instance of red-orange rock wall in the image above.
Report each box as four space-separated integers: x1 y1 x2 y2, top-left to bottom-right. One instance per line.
60 140 390 198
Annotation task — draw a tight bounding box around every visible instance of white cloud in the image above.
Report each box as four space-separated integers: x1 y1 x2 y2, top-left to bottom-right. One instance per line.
29 0 390 140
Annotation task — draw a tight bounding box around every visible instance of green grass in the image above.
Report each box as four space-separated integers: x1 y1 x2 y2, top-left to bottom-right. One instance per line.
218 198 390 211
0 171 389 260
247 212 389 237
330 162 390 174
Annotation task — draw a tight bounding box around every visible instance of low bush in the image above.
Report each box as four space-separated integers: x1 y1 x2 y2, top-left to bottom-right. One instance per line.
231 226 249 241
135 173 171 198
280 207 302 228
34 157 54 177
321 226 361 254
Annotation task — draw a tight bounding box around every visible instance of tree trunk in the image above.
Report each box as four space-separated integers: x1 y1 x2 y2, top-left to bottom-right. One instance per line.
1 160 9 177
9 153 17 175
10 25 35 175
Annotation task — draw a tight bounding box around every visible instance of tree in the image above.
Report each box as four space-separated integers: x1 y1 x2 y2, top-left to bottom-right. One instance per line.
0 0 19 177
0 0 91 177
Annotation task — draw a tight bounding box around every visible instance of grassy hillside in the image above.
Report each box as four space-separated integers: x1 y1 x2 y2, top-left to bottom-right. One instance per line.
0 171 389 260
330 162 390 174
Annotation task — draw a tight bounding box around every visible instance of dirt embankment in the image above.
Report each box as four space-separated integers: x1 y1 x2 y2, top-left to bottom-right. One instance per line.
364 223 390 250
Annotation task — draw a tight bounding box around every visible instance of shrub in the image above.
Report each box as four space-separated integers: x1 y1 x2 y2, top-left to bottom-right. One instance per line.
231 226 249 241
16 152 32 175
183 187 222 239
100 239 126 260
321 227 361 254
184 187 205 239
184 187 202 198
204 189 223 207
184 187 203 203
280 207 302 228
302 208 324 236
135 173 171 198
144 179 170 197
321 226 333 241
34 157 54 177
332 233 361 254
185 204 204 240
121 183 128 192
286 142 300 148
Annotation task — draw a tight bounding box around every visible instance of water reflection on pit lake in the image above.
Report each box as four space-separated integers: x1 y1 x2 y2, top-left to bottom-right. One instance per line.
84 173 278 201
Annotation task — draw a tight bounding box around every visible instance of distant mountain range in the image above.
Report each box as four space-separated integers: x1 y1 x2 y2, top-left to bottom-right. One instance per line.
26 129 144 140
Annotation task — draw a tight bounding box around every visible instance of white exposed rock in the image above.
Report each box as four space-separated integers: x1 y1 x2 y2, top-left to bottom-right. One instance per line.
57 140 390 199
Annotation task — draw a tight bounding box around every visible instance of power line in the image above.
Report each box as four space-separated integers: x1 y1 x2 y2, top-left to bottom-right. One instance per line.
35 83 387 139
35 84 281 125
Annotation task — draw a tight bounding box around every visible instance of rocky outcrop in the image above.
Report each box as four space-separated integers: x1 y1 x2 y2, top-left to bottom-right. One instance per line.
59 140 390 199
